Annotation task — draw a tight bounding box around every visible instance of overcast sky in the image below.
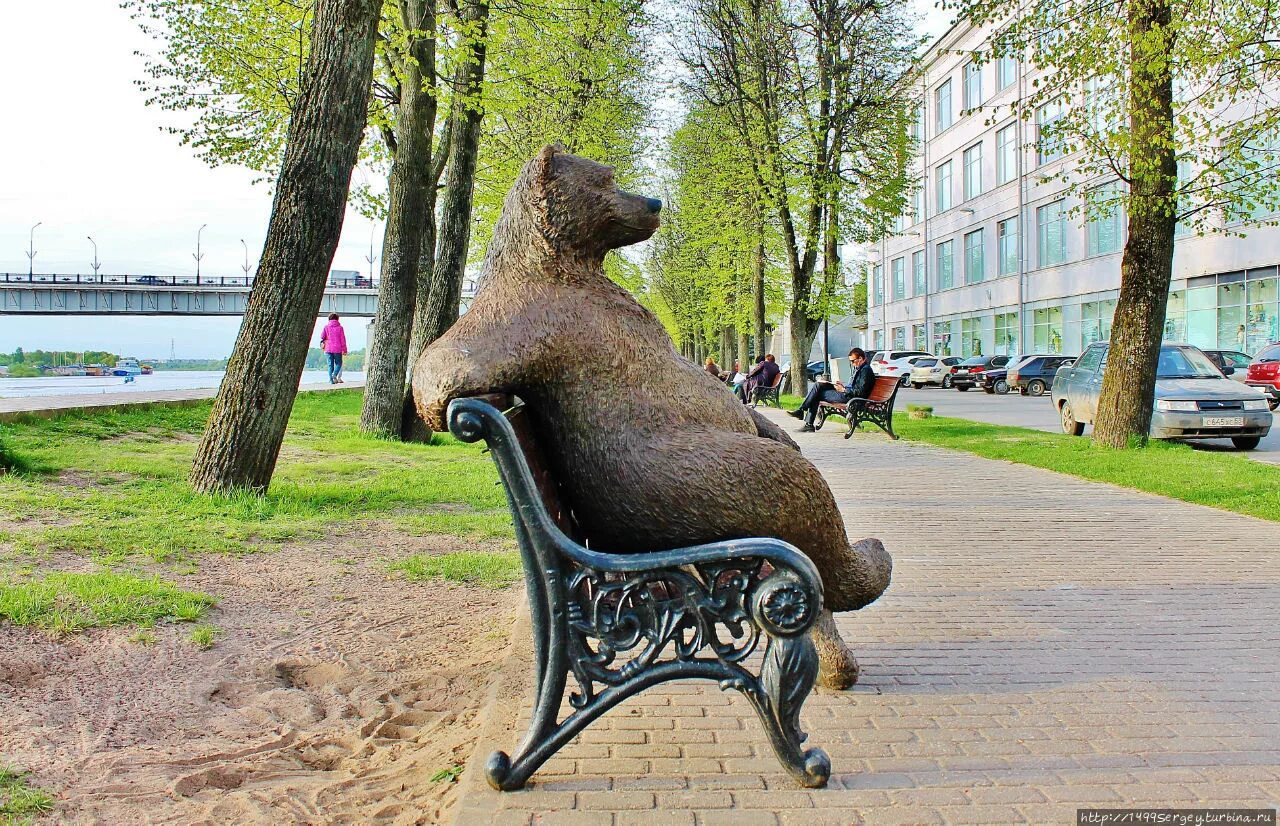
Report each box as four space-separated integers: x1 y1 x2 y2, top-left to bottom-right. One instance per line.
0 1 950 360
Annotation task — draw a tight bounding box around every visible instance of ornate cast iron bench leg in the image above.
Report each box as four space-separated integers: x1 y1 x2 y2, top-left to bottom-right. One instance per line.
448 397 832 791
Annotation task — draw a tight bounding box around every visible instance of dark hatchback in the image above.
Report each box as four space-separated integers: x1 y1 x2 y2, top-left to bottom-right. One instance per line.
1008 354 1077 396
951 355 1011 391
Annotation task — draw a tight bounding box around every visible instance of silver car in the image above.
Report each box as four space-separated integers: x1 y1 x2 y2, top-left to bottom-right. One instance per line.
1051 342 1272 449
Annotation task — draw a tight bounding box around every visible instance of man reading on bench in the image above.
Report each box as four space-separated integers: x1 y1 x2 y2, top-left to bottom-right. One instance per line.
789 347 876 433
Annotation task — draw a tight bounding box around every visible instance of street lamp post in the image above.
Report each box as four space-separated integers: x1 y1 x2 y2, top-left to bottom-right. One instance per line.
87 236 101 281
365 224 378 286
194 223 208 282
240 238 252 283
27 222 41 278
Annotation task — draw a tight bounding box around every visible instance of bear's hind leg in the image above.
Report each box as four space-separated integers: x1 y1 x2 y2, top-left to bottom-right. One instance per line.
812 609 860 689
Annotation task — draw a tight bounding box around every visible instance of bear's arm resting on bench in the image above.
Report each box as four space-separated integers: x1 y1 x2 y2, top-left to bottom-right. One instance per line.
414 308 560 431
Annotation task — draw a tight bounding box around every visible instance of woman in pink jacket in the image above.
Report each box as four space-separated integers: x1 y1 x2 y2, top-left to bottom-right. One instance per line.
320 313 348 384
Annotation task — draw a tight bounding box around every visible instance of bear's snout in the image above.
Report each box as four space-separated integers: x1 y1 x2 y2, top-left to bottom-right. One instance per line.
644 197 662 214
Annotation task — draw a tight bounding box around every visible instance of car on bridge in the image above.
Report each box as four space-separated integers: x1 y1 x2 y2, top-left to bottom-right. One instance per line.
1052 342 1272 449
134 275 167 285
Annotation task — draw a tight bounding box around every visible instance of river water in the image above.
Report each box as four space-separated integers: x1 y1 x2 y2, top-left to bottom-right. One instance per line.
0 370 366 399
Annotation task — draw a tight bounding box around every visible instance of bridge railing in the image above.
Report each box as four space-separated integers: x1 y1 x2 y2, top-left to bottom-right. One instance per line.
0 273 379 289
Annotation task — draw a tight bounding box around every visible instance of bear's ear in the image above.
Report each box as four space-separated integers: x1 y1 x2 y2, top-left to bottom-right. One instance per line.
532 143 567 189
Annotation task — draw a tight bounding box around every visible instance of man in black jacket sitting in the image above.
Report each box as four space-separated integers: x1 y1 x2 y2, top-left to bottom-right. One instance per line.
789 347 875 432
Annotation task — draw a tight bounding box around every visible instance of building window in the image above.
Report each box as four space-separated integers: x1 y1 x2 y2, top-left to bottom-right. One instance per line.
1036 101 1066 166
936 160 953 212
964 229 985 284
1033 306 1064 353
872 264 884 305
936 79 953 132
1165 290 1187 342
912 250 926 296
913 323 928 351
1087 181 1125 256
996 123 1018 185
997 217 1018 275
963 142 983 200
963 61 982 111
910 105 925 142
934 320 953 356
1246 277 1279 354
891 257 906 301
997 55 1018 90
995 312 1019 354
936 239 954 290
893 326 907 349
1084 75 1121 138
912 183 925 223
1081 298 1118 346
874 329 885 348
961 317 983 357
1037 200 1067 267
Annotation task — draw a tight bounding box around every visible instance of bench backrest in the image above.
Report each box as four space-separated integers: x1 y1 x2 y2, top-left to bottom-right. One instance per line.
868 375 898 403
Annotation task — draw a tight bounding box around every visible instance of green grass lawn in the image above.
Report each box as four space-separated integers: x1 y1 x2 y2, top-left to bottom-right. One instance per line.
895 413 1280 522
781 388 1280 522
0 390 517 632
0 765 53 826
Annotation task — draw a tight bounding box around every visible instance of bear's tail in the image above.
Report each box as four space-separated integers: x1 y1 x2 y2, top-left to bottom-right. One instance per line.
823 537 893 614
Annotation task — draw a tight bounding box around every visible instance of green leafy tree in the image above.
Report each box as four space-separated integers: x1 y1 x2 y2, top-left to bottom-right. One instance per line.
955 0 1280 447
680 0 918 391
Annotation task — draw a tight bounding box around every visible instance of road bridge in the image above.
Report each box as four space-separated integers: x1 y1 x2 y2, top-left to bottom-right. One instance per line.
0 273 379 316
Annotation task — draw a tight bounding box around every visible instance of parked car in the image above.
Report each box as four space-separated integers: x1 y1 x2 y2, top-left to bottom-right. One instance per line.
950 355 1011 391
871 350 933 385
1245 343 1280 409
1202 349 1252 383
134 275 165 285
1008 354 1077 396
1052 342 1272 448
909 356 963 388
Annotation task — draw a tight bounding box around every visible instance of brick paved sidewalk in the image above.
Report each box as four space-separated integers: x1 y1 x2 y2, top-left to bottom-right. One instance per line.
452 408 1280 825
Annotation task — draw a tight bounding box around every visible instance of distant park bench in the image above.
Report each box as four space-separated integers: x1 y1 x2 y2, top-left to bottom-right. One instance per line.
447 395 831 791
815 374 901 440
750 370 787 408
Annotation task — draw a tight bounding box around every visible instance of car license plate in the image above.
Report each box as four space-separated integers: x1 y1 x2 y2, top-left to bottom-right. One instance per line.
1204 416 1244 427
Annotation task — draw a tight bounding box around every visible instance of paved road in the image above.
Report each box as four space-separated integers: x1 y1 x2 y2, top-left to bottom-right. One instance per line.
0 379 364 420
897 382 1280 464
451 408 1280 825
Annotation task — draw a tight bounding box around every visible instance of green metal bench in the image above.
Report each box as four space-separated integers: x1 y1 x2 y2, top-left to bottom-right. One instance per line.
447 396 831 791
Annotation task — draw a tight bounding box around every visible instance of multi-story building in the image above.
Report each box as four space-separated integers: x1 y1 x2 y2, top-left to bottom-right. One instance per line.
867 19 1280 359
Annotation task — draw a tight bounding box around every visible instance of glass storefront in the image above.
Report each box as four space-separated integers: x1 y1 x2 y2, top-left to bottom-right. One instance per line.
1033 306 1064 353
961 317 983 357
1165 290 1186 341
995 312 1018 355
1247 278 1279 353
913 324 928 351
893 326 907 349
1081 299 1117 346
933 320 953 356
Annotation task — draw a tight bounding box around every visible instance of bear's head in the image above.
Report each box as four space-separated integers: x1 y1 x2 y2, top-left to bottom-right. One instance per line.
518 144 661 256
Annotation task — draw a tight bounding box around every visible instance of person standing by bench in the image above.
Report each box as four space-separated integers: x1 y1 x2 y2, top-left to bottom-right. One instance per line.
789 347 874 432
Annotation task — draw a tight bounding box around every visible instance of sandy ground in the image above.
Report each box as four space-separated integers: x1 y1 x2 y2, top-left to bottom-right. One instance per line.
0 533 519 825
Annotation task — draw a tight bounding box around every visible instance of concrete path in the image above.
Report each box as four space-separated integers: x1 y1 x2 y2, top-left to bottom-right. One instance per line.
900 383 1280 464
0 379 364 420
452 406 1280 825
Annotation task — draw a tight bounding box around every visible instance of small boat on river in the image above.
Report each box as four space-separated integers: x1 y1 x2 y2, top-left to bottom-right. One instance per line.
112 358 143 377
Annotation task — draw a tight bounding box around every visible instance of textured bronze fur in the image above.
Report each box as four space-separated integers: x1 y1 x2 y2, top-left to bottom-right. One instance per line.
412 146 892 675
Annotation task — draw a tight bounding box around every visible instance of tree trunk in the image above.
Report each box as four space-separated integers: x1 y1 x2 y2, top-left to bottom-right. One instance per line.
189 0 382 494
752 237 766 360
361 0 438 438
414 0 490 365
1091 0 1177 449
737 328 749 370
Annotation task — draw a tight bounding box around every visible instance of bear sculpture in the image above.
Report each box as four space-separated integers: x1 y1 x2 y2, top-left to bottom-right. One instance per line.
413 145 891 688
